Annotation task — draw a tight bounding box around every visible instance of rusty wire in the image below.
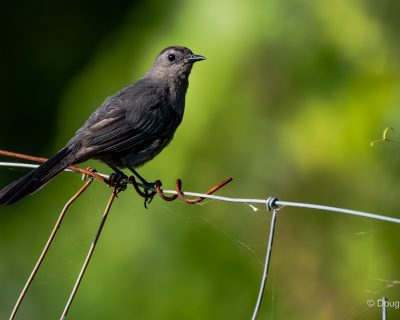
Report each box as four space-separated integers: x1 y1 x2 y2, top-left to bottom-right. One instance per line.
0 149 232 205
0 149 112 186
129 175 233 205
1 149 233 319
9 173 94 320
175 177 233 204
60 188 118 319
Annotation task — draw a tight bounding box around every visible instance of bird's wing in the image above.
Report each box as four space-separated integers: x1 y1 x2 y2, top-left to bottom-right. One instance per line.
71 84 173 157
87 108 162 153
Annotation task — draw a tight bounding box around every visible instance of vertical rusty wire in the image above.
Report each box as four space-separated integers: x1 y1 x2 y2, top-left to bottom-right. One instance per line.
9 177 93 320
60 188 117 320
1 148 235 318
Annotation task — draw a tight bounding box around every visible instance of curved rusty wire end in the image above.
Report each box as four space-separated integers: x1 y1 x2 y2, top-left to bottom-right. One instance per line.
176 177 233 204
154 180 178 201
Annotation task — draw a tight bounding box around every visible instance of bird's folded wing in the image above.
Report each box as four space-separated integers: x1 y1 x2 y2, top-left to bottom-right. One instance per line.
78 103 167 155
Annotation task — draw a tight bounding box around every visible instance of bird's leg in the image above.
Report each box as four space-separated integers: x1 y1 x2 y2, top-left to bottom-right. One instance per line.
127 167 157 207
128 167 150 185
108 167 128 193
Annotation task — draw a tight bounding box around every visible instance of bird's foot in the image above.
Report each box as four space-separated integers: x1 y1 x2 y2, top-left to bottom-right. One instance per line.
128 175 157 208
109 172 129 193
126 167 158 208
141 181 157 209
144 182 157 209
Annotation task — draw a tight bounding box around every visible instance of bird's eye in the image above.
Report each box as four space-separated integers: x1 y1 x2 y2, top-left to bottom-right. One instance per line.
168 54 176 62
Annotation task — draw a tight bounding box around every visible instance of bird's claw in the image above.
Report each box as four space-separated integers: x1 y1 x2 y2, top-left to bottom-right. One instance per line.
143 182 157 209
127 175 157 208
109 172 128 193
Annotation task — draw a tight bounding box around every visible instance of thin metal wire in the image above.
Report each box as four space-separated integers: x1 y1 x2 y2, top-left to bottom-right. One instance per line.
1 162 400 224
381 297 387 320
9 177 93 320
275 201 400 224
251 208 278 320
0 162 42 170
0 151 111 185
0 162 109 179
59 188 117 320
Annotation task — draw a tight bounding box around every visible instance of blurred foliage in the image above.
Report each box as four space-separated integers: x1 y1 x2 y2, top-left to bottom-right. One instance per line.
1 0 400 319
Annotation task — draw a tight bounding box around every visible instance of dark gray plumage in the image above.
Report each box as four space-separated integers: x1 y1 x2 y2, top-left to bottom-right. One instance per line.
0 46 205 205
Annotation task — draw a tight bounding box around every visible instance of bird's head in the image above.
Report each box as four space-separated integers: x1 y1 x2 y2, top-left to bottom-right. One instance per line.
149 46 205 80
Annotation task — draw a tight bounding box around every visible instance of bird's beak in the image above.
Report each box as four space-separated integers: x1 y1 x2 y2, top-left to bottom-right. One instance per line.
186 54 206 63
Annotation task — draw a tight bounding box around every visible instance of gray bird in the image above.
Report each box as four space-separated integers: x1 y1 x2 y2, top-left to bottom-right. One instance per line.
0 46 205 205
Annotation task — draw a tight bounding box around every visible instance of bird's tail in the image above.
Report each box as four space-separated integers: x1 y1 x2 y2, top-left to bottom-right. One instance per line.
0 147 77 205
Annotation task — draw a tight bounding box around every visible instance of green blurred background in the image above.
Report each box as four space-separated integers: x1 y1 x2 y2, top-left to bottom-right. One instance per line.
1 0 400 319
